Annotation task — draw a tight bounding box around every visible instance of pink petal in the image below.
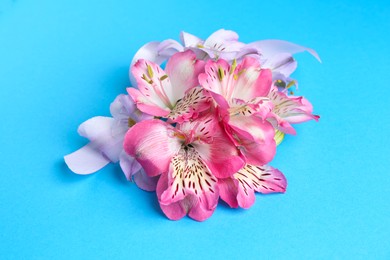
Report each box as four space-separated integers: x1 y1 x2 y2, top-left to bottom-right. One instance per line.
199 59 233 100
218 178 239 208
233 57 273 100
156 173 215 221
123 120 181 177
219 164 287 209
129 40 184 86
227 115 276 166
249 39 321 62
251 165 287 194
191 115 245 178
187 197 217 221
159 147 218 207
130 42 166 87
199 58 272 108
131 59 175 110
235 165 287 208
227 114 272 142
127 87 171 117
156 172 188 220
268 87 319 133
158 173 216 221
64 143 110 174
267 116 296 135
165 50 205 102
158 147 219 221
168 87 211 123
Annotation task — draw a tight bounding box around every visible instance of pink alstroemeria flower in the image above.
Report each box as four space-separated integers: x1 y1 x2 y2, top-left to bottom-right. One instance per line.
218 164 287 209
64 94 158 191
128 50 210 123
267 86 320 135
129 29 320 87
124 114 245 221
199 57 276 166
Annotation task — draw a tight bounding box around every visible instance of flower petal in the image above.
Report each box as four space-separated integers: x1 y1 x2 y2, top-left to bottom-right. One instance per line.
157 39 183 58
133 169 159 192
160 147 218 205
123 120 181 177
233 57 272 100
168 86 211 123
78 116 123 162
165 50 205 102
130 42 166 86
218 178 239 208
199 59 233 100
199 58 272 109
263 53 297 78
190 114 245 178
78 116 114 140
180 31 203 47
235 164 287 208
205 29 239 46
119 151 142 181
127 87 171 117
227 115 276 166
131 59 175 110
249 39 321 62
109 94 136 120
204 29 245 53
187 197 216 221
268 87 319 134
156 172 188 220
64 143 110 174
159 147 219 221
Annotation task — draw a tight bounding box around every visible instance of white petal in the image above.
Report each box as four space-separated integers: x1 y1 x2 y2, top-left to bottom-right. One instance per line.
78 116 114 140
64 144 110 174
180 31 203 47
78 116 124 162
249 39 321 62
109 94 136 120
158 39 183 57
119 151 142 181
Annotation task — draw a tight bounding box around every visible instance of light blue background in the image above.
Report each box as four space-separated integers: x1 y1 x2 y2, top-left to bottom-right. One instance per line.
1 0 389 259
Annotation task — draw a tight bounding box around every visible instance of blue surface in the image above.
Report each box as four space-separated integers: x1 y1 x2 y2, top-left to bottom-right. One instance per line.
1 0 389 259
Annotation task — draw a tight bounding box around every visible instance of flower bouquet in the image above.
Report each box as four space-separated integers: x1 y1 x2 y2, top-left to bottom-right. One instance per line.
65 29 320 221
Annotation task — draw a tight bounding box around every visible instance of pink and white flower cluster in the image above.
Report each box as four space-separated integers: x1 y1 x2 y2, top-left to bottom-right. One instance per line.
65 29 320 221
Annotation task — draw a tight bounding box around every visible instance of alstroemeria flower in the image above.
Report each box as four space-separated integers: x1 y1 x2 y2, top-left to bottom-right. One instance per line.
199 57 276 166
218 164 287 209
267 86 320 135
128 50 210 123
124 114 245 221
64 94 158 191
